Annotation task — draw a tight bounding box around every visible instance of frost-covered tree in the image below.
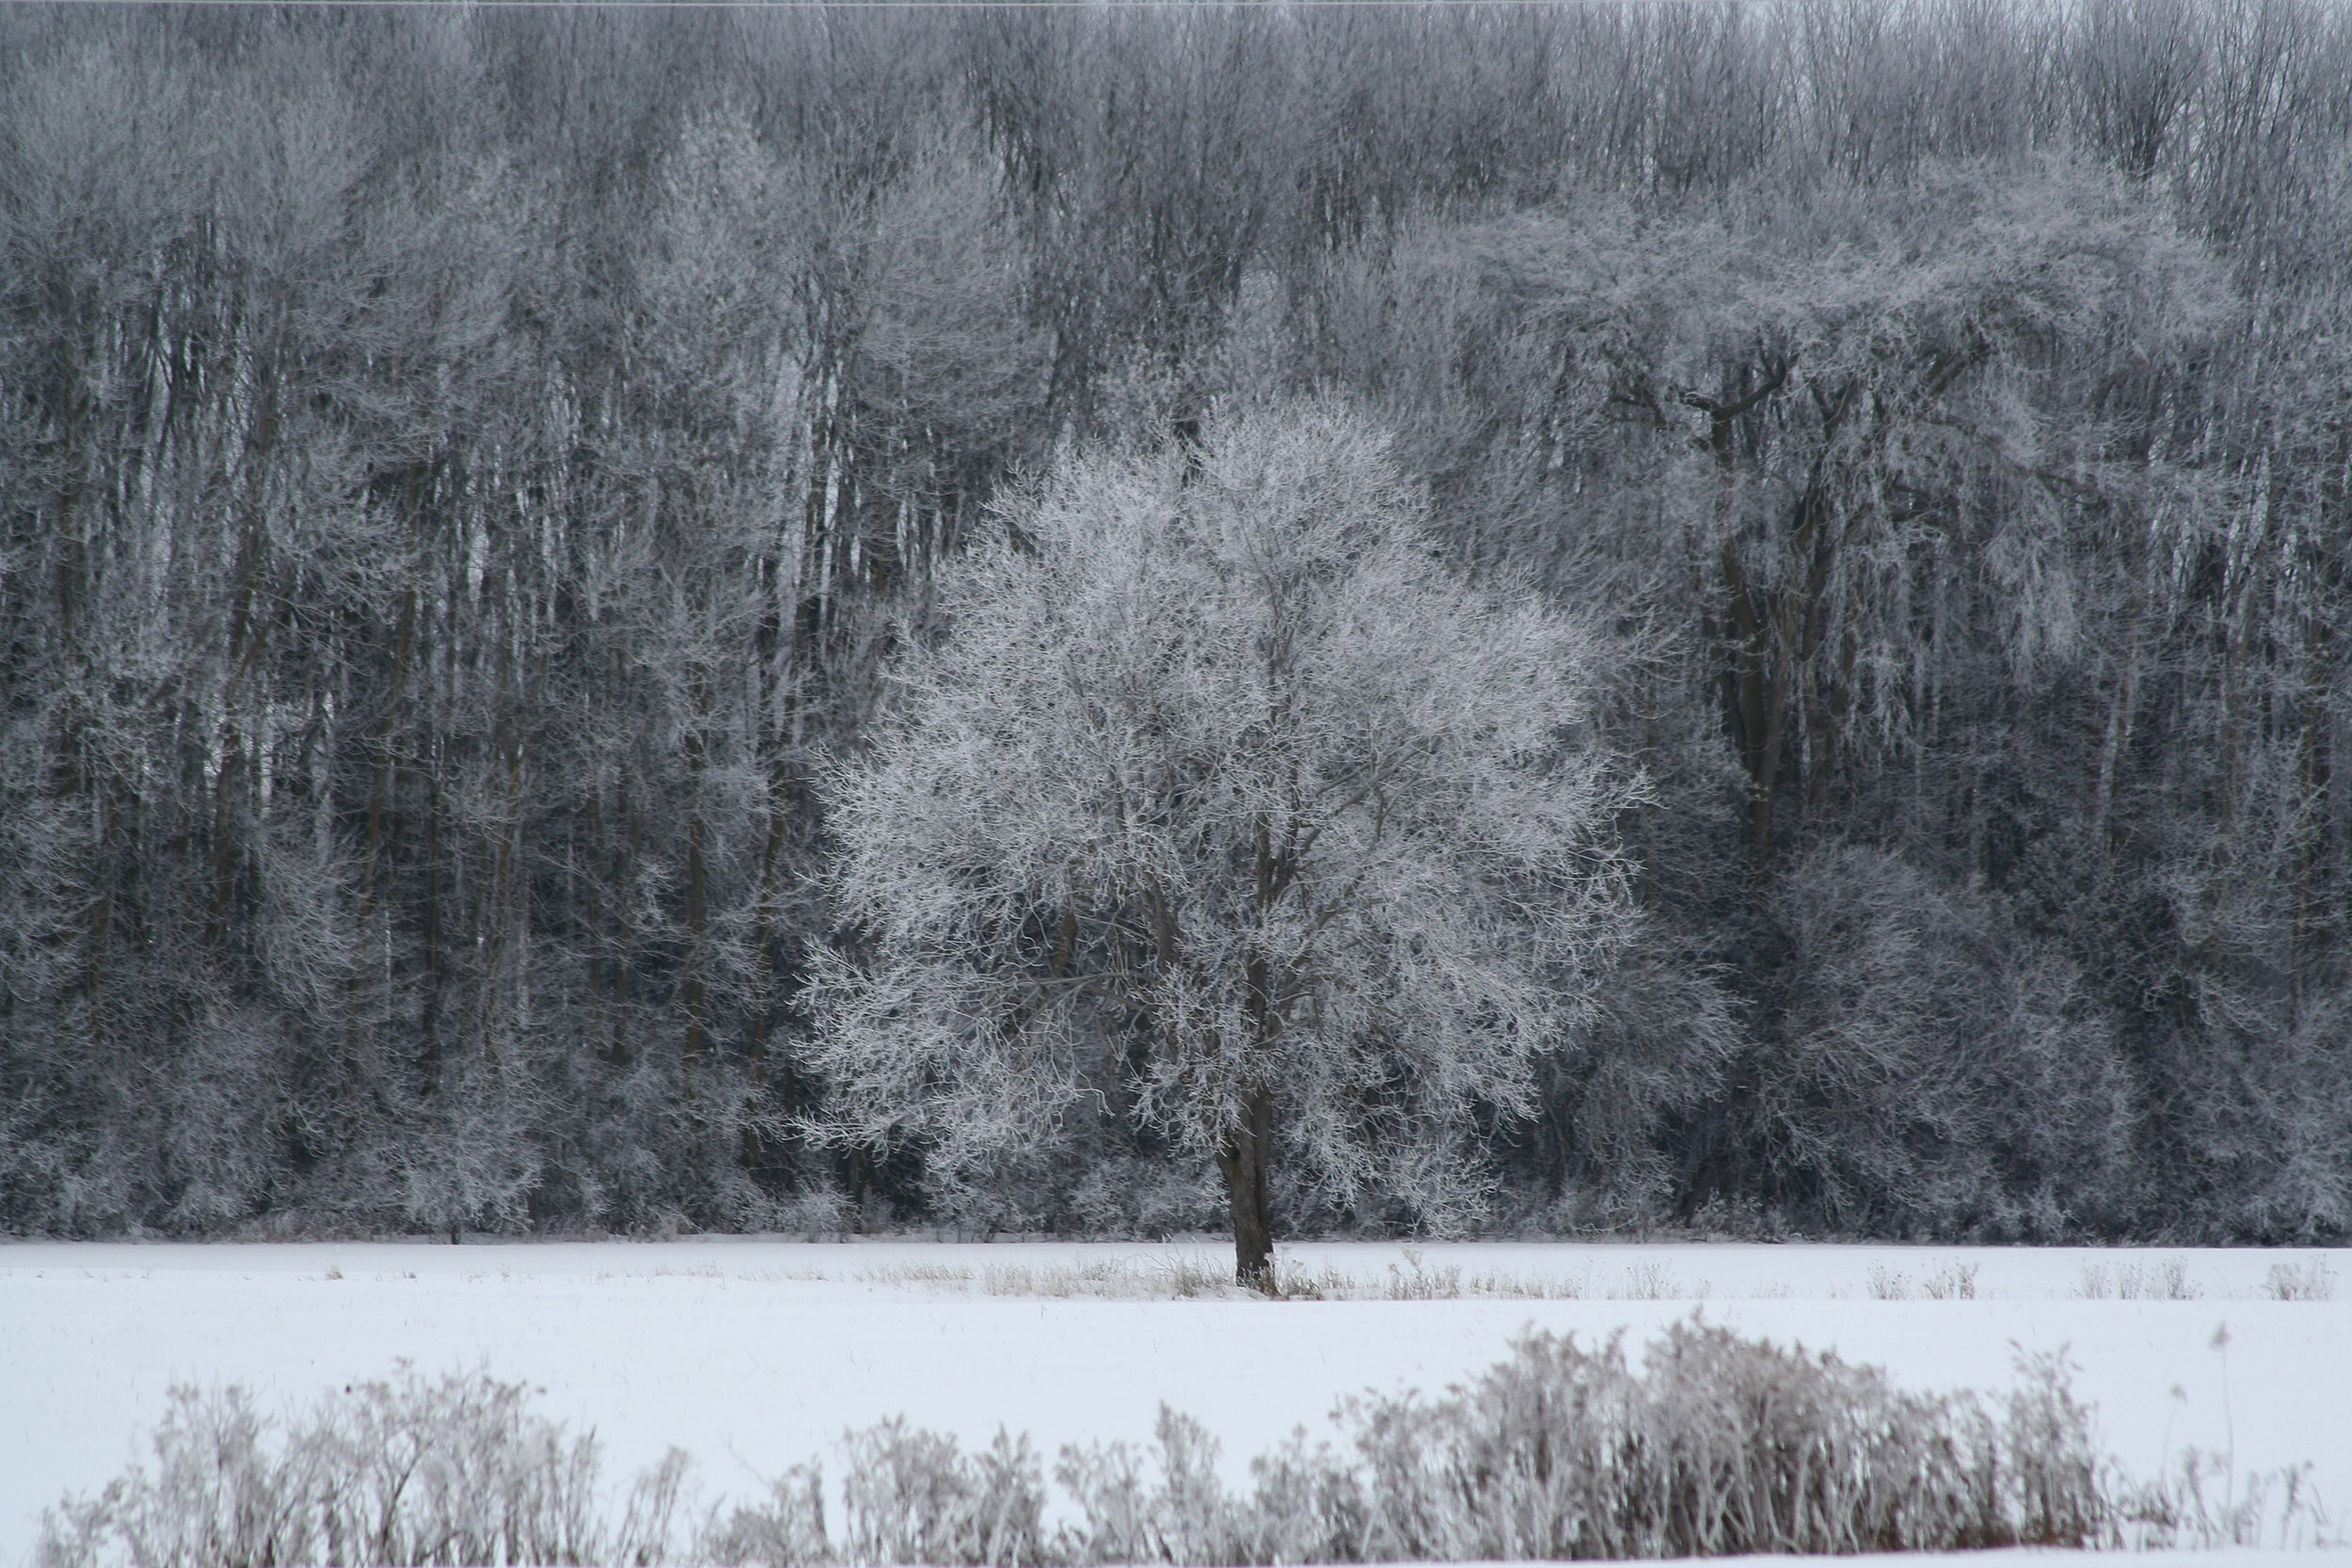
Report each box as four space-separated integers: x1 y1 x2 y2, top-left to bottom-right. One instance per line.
810 404 1639 1283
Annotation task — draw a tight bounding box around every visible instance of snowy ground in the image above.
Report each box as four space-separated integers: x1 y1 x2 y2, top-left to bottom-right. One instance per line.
4 1237 2346 1565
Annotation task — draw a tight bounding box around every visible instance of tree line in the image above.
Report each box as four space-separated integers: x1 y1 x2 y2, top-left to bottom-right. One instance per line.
3 0 2349 1242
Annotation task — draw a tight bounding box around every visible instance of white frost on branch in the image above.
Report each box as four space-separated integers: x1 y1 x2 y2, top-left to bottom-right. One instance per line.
808 404 1641 1229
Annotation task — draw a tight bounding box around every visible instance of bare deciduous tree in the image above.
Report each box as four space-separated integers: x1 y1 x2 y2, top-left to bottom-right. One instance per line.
810 404 1640 1283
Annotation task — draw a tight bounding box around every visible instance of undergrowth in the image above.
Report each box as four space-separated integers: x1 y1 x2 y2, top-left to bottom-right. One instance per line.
857 1248 1605 1301
40 1324 2329 1567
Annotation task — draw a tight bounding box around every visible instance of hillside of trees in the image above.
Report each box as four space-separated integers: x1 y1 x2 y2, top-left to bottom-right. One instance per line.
5 0 2350 1243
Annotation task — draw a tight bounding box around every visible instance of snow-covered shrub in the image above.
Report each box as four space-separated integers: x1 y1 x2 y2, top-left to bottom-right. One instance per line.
38 1368 686 1568
836 1421 1047 1567
2076 1257 2201 1300
55 1324 2303 1565
2126 1449 2332 1551
706 1465 828 1567
1057 1408 1247 1566
1322 1323 2107 1559
1053 1323 2117 1562
2263 1256 2336 1301
682 1421 1059 1567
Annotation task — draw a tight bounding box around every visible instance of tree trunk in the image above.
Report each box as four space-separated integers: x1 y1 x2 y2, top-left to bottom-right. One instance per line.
1217 1085 1276 1291
682 715 710 1112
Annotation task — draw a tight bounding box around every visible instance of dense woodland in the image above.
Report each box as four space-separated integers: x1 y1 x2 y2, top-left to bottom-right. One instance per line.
5 0 2351 1243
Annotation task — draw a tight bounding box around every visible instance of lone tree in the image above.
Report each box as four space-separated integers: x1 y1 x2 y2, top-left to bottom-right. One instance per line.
810 404 1638 1286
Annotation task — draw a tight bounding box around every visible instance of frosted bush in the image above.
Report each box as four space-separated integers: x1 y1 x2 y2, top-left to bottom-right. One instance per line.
2264 1257 2334 1300
837 1421 1047 1566
1924 1260 1981 1299
1326 1324 2107 1559
1038 1325 2119 1562
46 1323 2328 1565
37 1367 685 1568
705 1466 827 1568
1057 1408 1246 1566
2127 1450 2331 1550
2078 1257 2200 1300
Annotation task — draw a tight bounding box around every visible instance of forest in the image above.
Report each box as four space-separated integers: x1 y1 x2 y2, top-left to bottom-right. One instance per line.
4 0 2350 1245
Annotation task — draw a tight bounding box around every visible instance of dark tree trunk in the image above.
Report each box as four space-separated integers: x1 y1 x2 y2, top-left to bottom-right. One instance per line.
1217 1085 1276 1291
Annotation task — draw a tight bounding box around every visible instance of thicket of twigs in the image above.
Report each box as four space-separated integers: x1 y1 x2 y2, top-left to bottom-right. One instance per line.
37 1324 2328 1566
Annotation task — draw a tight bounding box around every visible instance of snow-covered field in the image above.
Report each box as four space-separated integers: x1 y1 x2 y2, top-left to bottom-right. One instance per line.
4 1238 2345 1565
